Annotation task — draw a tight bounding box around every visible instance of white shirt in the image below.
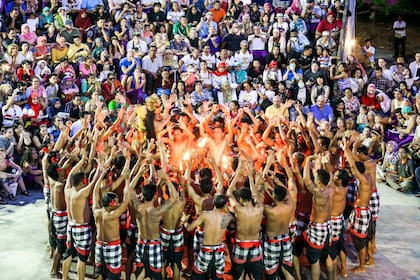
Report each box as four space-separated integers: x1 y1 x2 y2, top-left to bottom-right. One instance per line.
234 51 253 70
248 35 266 51
2 105 23 127
142 55 163 74
409 60 420 80
238 89 258 107
393 20 406 37
127 39 148 54
201 53 216 70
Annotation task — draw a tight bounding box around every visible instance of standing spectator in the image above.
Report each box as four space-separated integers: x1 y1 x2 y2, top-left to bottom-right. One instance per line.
393 15 407 59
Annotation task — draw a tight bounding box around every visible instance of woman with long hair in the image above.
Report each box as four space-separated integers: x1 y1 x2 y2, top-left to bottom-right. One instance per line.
20 148 44 189
126 68 147 104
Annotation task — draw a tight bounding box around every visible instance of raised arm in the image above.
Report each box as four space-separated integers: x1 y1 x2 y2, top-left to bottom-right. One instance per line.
65 149 88 190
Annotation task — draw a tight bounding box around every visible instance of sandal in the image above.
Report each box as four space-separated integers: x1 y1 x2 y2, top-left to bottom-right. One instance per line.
22 190 31 196
9 194 16 201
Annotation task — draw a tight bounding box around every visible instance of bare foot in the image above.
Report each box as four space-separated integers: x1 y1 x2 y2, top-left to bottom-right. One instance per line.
339 268 348 278
50 272 62 279
366 259 375 267
351 266 366 273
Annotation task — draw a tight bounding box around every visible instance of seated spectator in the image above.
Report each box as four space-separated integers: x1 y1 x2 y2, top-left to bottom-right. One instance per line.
378 140 399 180
60 76 79 103
74 9 93 40
16 60 35 83
51 37 69 65
46 97 65 121
64 94 83 122
22 94 49 129
45 74 60 102
126 69 147 105
20 24 38 45
286 29 310 61
191 80 213 106
409 52 420 87
217 79 238 106
310 95 334 126
2 92 24 128
67 35 90 64
4 44 25 69
20 147 44 189
44 24 59 48
39 7 54 32
386 106 416 147
360 84 380 112
47 115 63 143
32 124 53 149
0 147 31 202
34 60 52 84
33 36 50 62
385 147 416 193
315 11 342 40
102 72 124 104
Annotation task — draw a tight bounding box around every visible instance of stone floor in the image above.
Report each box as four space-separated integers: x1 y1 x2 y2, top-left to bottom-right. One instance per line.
0 182 419 280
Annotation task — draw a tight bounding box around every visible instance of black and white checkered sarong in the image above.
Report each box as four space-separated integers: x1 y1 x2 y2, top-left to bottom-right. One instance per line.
52 209 68 240
263 234 292 275
330 215 344 242
303 221 331 249
193 244 225 278
95 240 122 275
348 206 371 238
232 239 262 264
160 226 184 251
66 221 92 257
135 239 163 272
369 190 380 221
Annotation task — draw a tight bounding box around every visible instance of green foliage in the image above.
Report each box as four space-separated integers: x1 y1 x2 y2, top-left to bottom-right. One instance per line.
357 0 420 16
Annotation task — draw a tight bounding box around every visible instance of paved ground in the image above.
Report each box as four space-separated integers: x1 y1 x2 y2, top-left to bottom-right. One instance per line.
0 182 419 280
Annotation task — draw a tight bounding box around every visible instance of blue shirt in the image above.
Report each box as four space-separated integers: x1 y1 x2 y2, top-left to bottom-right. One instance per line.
119 57 142 76
310 104 333 122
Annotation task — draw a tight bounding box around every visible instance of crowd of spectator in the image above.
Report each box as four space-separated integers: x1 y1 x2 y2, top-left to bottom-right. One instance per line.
0 0 419 278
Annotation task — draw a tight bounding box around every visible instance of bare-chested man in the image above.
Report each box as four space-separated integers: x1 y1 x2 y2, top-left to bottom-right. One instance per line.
47 162 67 279
185 194 233 280
200 113 233 164
160 178 186 280
290 152 313 280
343 140 373 274
226 160 264 280
62 151 103 280
353 144 380 266
131 171 179 280
303 155 334 280
327 169 350 279
262 153 298 280
162 122 195 170
92 162 131 280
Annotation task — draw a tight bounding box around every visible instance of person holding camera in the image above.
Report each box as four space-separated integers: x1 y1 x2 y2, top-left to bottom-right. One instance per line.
286 29 310 61
301 0 322 40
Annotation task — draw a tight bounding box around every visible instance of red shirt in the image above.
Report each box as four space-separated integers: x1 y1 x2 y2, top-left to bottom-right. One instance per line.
316 18 342 33
361 94 380 110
